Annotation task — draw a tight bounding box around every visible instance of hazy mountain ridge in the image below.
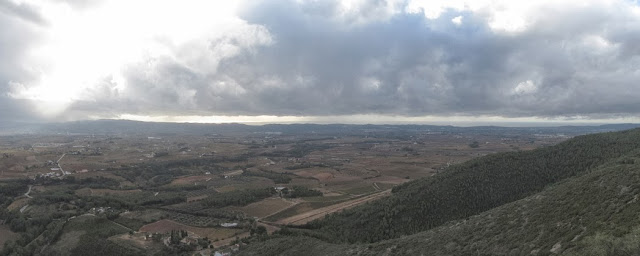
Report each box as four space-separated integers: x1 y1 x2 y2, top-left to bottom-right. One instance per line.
3 119 640 136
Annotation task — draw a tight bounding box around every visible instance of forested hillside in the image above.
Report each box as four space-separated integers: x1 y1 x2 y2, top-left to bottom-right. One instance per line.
295 128 640 243
239 148 640 255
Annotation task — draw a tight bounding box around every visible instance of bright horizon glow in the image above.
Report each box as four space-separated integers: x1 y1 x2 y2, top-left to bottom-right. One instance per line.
11 0 244 117
114 114 640 127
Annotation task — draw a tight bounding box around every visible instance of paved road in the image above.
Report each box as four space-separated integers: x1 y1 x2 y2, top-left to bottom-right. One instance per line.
57 153 66 176
275 189 392 226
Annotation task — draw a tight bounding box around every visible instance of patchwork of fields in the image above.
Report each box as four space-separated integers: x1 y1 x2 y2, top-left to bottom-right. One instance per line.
0 124 576 254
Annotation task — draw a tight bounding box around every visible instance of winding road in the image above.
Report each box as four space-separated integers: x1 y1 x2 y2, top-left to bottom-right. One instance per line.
24 185 33 198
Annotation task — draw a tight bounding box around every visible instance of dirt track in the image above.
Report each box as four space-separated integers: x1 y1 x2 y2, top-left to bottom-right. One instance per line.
275 189 392 225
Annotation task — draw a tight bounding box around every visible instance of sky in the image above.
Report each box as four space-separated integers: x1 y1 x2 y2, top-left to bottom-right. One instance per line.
1 0 640 125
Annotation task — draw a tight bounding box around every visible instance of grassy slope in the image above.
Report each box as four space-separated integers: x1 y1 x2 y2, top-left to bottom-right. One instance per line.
240 151 640 255
302 129 640 243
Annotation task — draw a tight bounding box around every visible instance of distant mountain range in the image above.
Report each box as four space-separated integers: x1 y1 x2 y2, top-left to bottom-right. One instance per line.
1 119 639 136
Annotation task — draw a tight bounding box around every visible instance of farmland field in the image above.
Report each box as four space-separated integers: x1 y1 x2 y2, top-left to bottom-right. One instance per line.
231 197 297 218
139 219 242 240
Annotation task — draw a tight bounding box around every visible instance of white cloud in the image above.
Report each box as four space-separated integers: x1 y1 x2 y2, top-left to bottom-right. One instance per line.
404 0 623 33
336 0 406 24
8 0 270 118
451 15 463 25
405 0 468 19
513 80 537 95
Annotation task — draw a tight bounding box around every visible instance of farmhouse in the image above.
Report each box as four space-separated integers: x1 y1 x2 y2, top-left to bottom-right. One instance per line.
220 223 238 228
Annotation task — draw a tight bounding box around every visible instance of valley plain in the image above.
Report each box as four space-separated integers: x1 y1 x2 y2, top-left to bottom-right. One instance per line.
0 121 635 255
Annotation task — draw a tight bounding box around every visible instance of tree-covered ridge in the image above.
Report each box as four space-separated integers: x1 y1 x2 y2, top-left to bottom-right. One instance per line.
239 146 640 255
303 128 640 243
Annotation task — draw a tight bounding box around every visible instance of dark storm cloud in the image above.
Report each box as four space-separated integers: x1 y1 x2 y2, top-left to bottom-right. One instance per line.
229 0 640 118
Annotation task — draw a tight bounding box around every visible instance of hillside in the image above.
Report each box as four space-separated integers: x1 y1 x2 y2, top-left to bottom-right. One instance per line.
298 128 640 243
237 128 640 254
239 149 640 255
